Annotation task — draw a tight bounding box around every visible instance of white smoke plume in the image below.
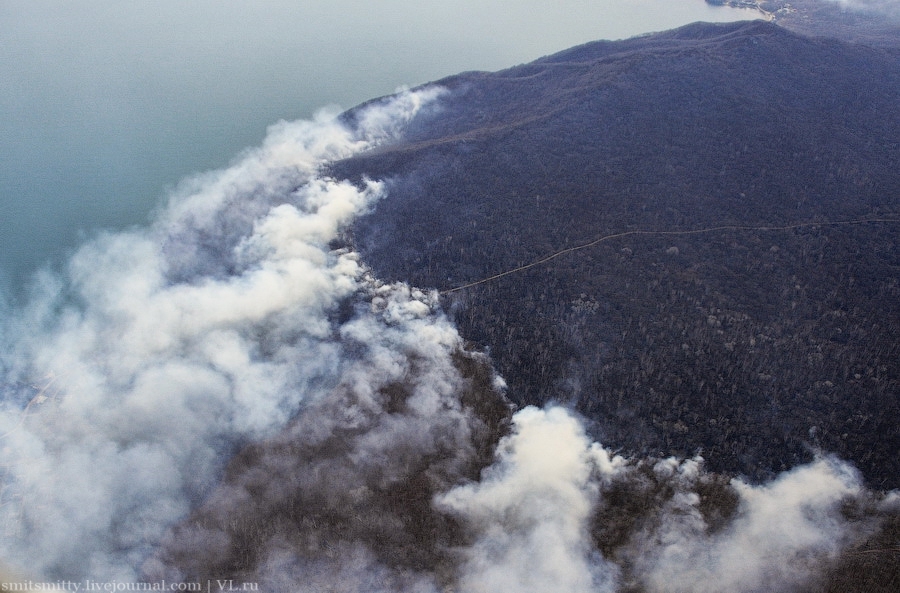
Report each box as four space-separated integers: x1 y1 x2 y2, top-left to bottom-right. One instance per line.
145 398 887 593
143 280 511 590
0 86 449 581
0 82 892 593
434 407 881 593
436 406 622 593
624 456 869 593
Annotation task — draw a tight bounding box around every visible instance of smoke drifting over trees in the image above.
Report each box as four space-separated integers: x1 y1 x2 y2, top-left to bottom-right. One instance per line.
1 15 898 593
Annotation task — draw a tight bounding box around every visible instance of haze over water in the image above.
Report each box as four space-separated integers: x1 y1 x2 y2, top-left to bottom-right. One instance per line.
2 3 897 591
1 0 757 297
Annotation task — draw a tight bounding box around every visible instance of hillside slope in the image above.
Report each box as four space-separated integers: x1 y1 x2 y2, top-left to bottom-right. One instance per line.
334 20 900 488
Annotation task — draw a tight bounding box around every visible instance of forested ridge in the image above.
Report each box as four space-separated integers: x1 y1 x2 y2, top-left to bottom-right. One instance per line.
334 20 900 488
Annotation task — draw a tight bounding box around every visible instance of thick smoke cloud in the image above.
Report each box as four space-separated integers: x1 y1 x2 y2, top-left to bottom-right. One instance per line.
0 87 448 580
0 83 892 592
623 457 868 592
145 282 511 591
436 407 621 593
436 409 880 593
151 401 886 593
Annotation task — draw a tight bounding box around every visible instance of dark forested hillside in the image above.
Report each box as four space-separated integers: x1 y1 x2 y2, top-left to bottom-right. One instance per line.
333 20 900 488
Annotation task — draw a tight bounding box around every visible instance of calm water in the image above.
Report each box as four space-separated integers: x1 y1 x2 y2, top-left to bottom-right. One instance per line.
0 0 756 298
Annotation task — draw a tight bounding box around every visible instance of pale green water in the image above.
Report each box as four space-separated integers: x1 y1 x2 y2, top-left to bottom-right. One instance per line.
0 0 756 298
